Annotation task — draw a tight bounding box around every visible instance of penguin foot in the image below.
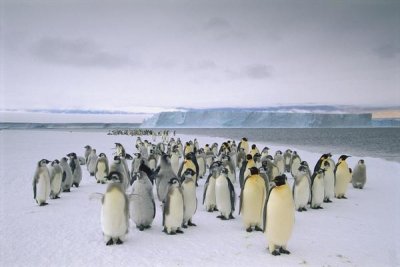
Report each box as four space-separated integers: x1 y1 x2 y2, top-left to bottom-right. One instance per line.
279 248 290 254
162 228 167 233
229 214 235 219
188 221 197 227
254 226 263 232
207 209 213 212
297 208 303 212
302 208 307 211
182 225 188 229
318 206 324 209
213 207 219 211
55 196 60 199
341 196 347 199
138 225 145 231
311 207 319 210
324 199 332 203
216 215 224 219
63 189 71 192
246 227 253 232
271 250 281 256
90 173 94 176
97 181 100 184
144 225 151 229
176 229 184 234
106 239 114 246
168 231 176 235
39 202 48 206
116 238 123 245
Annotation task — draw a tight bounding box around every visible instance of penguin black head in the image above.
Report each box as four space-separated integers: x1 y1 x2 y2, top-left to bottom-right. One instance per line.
84 145 91 149
359 159 365 164
273 175 287 186
286 149 292 153
323 161 330 168
168 177 180 186
115 143 122 147
125 154 133 160
320 154 329 160
253 153 261 160
221 168 229 174
249 167 259 175
67 153 77 159
113 156 121 162
266 155 274 161
275 150 282 155
185 153 194 160
349 168 353 174
338 155 351 161
183 168 196 177
38 159 51 166
99 153 107 158
51 159 60 166
262 147 269 151
242 137 248 142
61 157 68 161
134 153 141 158
210 161 222 170
251 144 257 149
293 151 298 155
300 161 309 167
107 171 122 183
205 144 209 147
298 165 307 173
246 154 253 161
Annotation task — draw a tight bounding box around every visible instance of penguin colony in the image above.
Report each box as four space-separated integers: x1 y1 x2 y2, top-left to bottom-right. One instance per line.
32 132 366 255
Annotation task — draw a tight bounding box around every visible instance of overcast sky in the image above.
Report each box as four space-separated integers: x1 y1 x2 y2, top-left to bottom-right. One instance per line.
1 0 399 112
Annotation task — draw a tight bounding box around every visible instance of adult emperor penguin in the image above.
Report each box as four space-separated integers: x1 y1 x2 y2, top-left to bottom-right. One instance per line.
292 165 310 212
181 168 197 228
155 154 177 203
67 152 82 188
215 168 236 220
163 178 185 235
313 154 329 173
84 145 92 164
130 169 155 231
322 161 335 203
95 153 109 184
32 159 51 206
99 172 129 245
283 149 293 173
238 137 250 155
310 169 325 209
239 167 266 232
60 157 73 192
263 174 295 256
203 161 222 212
274 151 285 175
49 160 63 199
87 149 98 176
352 159 367 189
334 155 352 199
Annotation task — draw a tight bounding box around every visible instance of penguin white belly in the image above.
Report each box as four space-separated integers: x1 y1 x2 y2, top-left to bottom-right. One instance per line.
165 192 184 231
335 168 351 197
276 160 284 175
131 191 153 226
324 170 335 200
183 184 196 223
89 157 97 174
197 158 205 177
204 179 216 210
101 191 127 238
311 179 324 208
51 173 62 196
36 174 50 204
171 156 180 176
266 188 294 246
148 159 156 171
215 178 231 218
294 178 310 210
96 162 107 182
242 184 264 227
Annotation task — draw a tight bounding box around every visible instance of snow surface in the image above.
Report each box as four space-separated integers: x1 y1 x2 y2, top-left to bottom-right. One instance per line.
0 130 399 267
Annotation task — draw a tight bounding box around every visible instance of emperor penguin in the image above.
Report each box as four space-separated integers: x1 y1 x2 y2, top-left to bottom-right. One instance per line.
84 145 92 164
334 155 352 199
236 148 246 170
352 159 367 189
171 146 181 175
49 160 63 199
263 174 295 256
99 172 129 245
283 149 293 173
196 148 207 179
163 178 185 235
222 154 236 184
95 153 109 184
250 144 260 157
290 152 302 178
87 149 98 176
322 160 335 203
261 147 270 159
274 151 285 175
181 168 198 228
239 167 266 232
238 137 250 155
110 156 128 191
313 154 329 174
292 165 311 212
32 159 51 206
67 153 82 188
155 154 177 203
310 169 325 209
130 170 155 231
215 168 236 220
59 157 73 192
203 161 222 212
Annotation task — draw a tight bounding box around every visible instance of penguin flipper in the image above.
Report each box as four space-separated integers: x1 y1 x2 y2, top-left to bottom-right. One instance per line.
227 177 236 212
202 174 212 204
239 177 249 215
62 171 66 183
262 186 275 232
152 198 156 219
